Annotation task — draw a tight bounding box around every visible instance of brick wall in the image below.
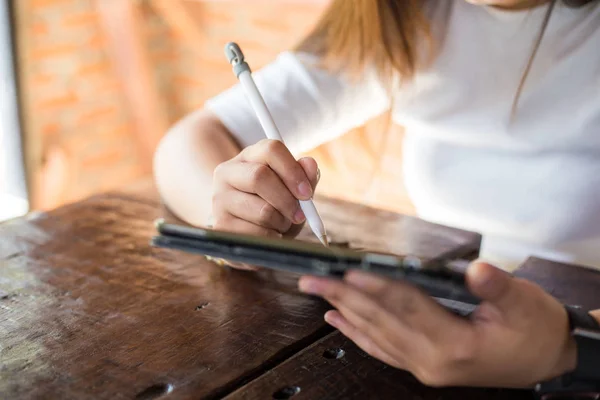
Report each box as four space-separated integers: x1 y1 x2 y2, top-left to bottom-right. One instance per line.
16 0 414 215
144 1 328 114
17 0 145 209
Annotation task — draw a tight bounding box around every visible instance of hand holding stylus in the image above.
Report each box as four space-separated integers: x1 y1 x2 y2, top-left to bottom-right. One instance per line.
212 139 320 243
220 42 329 246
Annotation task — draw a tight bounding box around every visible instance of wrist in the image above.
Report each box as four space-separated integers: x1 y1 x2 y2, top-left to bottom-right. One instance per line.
546 307 578 381
535 308 600 396
552 335 578 378
543 307 600 383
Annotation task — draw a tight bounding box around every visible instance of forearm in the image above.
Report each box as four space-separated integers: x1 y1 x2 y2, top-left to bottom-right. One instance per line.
153 110 241 226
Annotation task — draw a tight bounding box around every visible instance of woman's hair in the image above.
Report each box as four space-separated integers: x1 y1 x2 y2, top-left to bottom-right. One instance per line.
296 0 431 86
296 0 433 199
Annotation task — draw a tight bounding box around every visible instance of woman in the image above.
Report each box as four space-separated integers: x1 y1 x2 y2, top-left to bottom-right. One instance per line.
154 0 600 389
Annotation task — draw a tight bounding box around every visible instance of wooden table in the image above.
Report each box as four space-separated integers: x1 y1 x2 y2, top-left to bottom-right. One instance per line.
1 184 598 399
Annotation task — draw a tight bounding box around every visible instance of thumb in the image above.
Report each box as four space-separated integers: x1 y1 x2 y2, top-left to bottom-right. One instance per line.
297 157 320 191
467 261 521 312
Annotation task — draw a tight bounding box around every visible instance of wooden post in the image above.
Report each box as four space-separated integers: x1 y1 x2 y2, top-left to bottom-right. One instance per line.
95 0 170 172
149 0 205 45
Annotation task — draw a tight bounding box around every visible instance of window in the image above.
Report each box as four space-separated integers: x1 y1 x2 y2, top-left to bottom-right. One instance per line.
0 0 28 222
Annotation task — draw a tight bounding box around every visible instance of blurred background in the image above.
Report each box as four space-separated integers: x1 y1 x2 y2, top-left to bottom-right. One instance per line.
0 0 415 223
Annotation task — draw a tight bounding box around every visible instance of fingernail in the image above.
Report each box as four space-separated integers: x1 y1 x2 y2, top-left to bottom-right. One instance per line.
294 207 305 224
298 181 313 199
316 168 321 183
298 277 321 294
469 262 497 289
324 310 340 327
467 262 506 298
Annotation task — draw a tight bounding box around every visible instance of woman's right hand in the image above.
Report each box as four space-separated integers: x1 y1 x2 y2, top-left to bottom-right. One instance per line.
211 139 319 268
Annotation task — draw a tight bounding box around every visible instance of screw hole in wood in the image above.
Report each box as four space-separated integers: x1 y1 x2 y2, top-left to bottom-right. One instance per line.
322 348 345 360
135 383 173 400
272 386 301 399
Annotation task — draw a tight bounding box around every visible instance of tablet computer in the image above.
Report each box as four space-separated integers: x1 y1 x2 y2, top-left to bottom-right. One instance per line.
151 219 480 308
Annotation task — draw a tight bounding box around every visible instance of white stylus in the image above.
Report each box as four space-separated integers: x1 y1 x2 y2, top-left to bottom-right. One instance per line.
224 42 329 247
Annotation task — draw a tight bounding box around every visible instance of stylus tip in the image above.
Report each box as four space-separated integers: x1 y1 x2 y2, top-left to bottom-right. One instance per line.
319 235 329 247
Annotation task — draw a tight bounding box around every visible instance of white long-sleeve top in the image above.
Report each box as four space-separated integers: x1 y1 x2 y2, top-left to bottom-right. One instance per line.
206 1 600 271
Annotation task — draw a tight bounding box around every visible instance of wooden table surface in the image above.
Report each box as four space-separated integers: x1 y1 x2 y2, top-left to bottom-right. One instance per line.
1 184 598 399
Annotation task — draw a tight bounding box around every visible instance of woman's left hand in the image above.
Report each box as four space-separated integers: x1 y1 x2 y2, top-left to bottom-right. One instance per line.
298 262 577 388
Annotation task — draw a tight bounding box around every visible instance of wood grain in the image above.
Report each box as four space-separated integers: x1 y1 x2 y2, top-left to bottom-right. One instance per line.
224 331 534 400
300 196 481 263
0 193 330 399
514 257 600 311
0 187 481 399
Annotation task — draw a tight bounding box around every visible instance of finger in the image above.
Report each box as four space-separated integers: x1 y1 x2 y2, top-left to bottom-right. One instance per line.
324 310 406 370
340 273 484 387
241 139 313 200
328 301 414 365
466 262 523 314
344 270 469 336
216 190 292 233
275 156 316 237
297 157 319 190
212 215 282 270
216 162 305 224
302 276 477 382
299 276 414 349
213 214 282 238
283 220 306 238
